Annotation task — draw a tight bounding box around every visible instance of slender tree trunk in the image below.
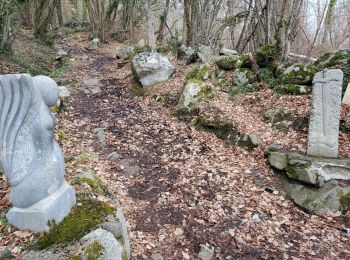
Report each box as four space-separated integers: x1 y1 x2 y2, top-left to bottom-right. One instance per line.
156 0 170 42
145 0 156 51
56 0 64 27
183 0 191 46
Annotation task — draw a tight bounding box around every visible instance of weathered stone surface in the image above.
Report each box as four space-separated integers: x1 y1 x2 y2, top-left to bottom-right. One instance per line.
81 229 123 260
232 69 254 86
90 38 100 49
279 64 318 85
285 180 350 215
0 74 76 232
274 84 312 95
269 151 350 187
132 52 175 87
219 48 238 56
215 56 237 70
84 78 102 94
58 85 70 99
115 46 135 60
198 244 215 260
307 69 343 158
269 152 287 170
263 108 292 131
186 64 210 81
7 181 76 232
196 44 214 63
102 222 123 239
176 80 216 112
255 45 277 67
342 83 350 105
178 45 196 65
92 128 106 146
107 151 122 161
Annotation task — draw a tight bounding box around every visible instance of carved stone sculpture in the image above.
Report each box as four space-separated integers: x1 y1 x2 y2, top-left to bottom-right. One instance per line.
0 74 76 232
307 69 343 158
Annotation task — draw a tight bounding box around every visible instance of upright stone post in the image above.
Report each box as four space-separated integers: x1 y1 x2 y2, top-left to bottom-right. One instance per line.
0 74 76 232
307 69 343 158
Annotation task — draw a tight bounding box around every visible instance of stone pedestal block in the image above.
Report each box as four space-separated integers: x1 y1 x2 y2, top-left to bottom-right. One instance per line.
307 69 343 158
6 181 76 232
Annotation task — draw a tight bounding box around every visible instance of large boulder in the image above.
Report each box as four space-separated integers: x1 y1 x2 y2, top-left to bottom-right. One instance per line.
176 80 215 113
132 52 175 87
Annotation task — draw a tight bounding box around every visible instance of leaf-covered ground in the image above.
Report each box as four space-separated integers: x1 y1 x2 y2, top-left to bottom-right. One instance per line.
1 32 350 259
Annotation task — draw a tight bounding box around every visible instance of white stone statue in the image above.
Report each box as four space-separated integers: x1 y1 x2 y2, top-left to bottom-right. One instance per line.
0 74 76 232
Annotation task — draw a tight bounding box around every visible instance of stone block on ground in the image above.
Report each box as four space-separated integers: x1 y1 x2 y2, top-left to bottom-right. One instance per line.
6 182 76 232
132 52 175 87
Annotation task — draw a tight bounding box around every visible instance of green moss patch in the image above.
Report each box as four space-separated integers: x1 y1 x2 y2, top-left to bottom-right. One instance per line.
186 64 210 81
36 199 115 250
255 45 277 67
79 177 110 196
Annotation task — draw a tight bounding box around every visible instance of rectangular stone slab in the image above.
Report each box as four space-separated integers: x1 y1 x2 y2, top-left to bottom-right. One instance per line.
342 83 350 105
307 69 343 158
6 181 76 232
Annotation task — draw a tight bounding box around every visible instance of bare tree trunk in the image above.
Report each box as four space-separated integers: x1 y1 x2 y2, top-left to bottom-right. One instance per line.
156 0 170 42
56 0 64 27
183 0 191 46
145 0 156 51
33 0 57 39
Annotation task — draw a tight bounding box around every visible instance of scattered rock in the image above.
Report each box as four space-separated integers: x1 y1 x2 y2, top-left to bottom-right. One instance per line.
252 212 261 222
264 108 292 131
92 128 106 146
178 45 196 65
80 229 123 260
176 80 216 113
248 133 261 146
132 52 175 87
152 252 165 260
84 78 102 94
107 151 122 161
120 158 141 175
90 38 100 49
115 46 135 60
58 86 70 99
56 49 68 60
21 249 65 260
198 244 215 260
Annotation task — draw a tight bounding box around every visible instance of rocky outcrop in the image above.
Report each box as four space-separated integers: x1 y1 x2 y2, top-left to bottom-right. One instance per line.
279 64 318 85
215 55 237 70
178 45 196 65
132 52 175 87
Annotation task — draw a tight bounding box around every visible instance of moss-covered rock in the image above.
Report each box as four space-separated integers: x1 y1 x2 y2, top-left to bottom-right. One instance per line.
263 108 292 131
274 84 312 95
255 44 277 67
36 199 116 250
235 54 252 69
232 68 254 86
186 64 210 81
314 49 350 93
279 64 318 85
215 55 237 70
156 43 171 54
285 180 350 215
176 80 216 113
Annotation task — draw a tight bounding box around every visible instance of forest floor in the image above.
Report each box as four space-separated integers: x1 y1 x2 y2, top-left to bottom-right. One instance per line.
1 32 350 259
